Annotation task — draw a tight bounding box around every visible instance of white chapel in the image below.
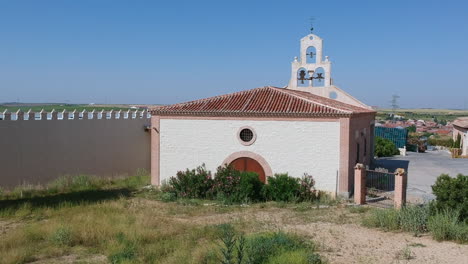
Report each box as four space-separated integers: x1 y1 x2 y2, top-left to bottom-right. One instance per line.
150 32 376 197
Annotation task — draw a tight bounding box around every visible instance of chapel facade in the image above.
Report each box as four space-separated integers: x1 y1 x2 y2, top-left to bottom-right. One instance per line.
150 33 376 197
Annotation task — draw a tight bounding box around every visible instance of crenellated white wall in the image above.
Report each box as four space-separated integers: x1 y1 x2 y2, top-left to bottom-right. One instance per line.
159 118 341 192
0 110 151 188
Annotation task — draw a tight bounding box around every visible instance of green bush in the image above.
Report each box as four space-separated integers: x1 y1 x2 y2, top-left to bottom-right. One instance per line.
235 171 264 203
431 174 468 220
427 210 468 243
374 137 400 157
212 165 242 201
167 165 213 199
212 166 264 203
262 174 300 202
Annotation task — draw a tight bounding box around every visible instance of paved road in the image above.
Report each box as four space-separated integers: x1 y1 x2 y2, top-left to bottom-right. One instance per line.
373 151 468 202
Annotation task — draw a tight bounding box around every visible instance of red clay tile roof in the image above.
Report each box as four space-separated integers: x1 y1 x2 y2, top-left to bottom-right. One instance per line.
151 86 374 117
453 117 468 128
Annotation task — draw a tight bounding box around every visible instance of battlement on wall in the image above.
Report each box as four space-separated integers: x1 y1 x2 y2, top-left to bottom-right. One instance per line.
0 109 150 121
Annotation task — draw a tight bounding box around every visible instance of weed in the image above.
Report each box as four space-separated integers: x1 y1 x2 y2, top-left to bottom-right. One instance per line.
428 209 468 243
217 224 238 264
245 232 308 264
396 246 414 260
399 205 429 236
214 224 323 264
362 208 400 231
50 226 72 246
108 232 137 264
160 192 177 202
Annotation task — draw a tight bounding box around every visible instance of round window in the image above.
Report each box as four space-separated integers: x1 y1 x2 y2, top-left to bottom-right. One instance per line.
240 128 254 142
237 126 256 146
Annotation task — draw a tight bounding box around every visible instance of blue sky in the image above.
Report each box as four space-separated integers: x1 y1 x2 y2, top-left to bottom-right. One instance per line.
1 0 467 108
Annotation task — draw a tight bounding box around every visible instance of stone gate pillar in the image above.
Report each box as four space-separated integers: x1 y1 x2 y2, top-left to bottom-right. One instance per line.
394 168 407 209
354 163 366 205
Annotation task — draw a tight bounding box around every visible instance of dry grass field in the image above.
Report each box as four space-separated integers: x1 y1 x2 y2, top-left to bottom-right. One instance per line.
0 175 467 264
377 108 468 122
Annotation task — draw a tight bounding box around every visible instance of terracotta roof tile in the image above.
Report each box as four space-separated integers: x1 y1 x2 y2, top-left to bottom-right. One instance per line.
453 117 468 128
150 86 374 117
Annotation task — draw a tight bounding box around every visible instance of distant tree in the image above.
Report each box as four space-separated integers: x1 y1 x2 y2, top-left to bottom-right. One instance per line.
408 136 427 153
453 134 462 149
406 125 416 133
422 132 434 138
374 137 400 157
440 119 447 126
428 137 454 147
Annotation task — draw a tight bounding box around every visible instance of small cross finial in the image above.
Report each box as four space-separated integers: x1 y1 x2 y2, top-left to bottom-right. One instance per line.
309 17 315 33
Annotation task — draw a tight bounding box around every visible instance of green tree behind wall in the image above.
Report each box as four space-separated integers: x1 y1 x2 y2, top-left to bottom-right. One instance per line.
374 137 400 157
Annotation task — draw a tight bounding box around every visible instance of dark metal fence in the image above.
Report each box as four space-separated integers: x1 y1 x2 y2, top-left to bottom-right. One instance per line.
366 170 395 192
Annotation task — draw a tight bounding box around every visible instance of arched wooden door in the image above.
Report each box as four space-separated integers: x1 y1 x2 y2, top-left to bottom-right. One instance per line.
230 157 266 183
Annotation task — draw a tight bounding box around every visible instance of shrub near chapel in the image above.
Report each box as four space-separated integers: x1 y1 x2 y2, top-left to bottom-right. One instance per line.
212 165 264 203
167 165 213 199
431 174 468 220
262 173 300 202
165 165 320 203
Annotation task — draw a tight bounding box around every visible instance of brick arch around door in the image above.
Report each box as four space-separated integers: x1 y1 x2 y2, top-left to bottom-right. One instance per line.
222 151 273 183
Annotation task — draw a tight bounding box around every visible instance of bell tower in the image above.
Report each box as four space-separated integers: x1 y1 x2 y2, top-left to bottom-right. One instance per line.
288 34 332 89
287 32 370 109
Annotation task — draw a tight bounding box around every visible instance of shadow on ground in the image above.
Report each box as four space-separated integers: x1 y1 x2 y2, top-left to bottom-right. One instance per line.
0 188 132 212
372 159 410 173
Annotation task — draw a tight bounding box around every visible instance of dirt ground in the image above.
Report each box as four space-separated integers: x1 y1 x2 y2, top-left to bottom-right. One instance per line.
170 204 468 264
291 222 467 264
1 200 467 264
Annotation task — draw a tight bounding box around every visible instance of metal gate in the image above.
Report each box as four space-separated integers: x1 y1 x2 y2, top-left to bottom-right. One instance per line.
366 170 396 206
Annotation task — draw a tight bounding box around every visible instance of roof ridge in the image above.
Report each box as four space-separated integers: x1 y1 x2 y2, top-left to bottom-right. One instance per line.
269 87 353 114
153 86 269 110
151 86 374 116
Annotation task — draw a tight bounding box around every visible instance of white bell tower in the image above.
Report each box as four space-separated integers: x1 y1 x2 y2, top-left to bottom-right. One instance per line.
288 34 332 88
287 33 370 109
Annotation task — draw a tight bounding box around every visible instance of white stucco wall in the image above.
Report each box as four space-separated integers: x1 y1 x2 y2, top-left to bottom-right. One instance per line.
159 119 341 192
